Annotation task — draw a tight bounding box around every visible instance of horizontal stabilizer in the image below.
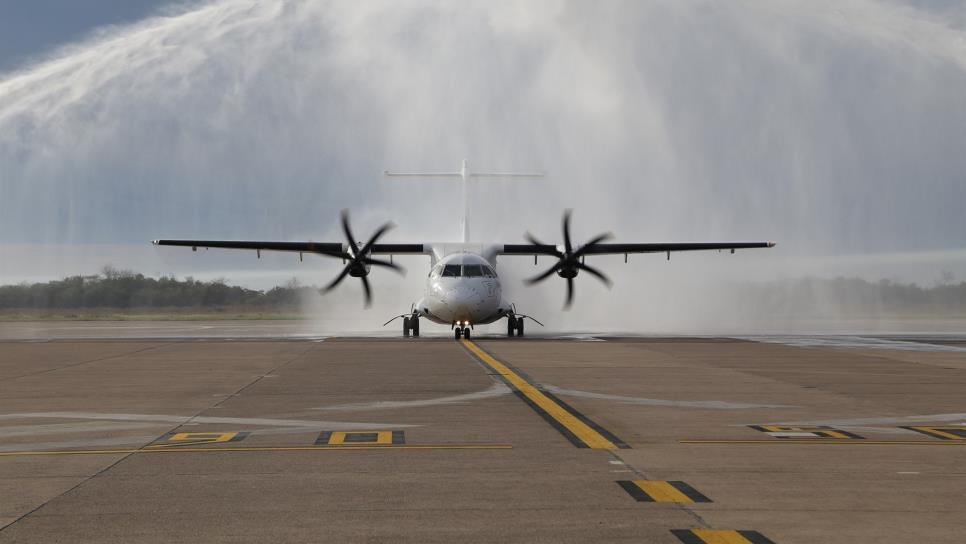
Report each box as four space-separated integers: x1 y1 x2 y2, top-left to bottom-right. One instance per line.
384 171 462 178
471 172 545 179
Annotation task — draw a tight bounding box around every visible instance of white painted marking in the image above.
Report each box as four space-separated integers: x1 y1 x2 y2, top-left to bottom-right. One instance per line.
0 435 160 452
736 335 966 352
774 413 966 427
0 412 415 429
609 460 625 465
555 334 605 342
315 383 511 411
543 385 794 410
0 422 161 438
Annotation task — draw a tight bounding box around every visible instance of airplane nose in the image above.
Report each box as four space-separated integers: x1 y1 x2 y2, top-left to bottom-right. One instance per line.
446 289 480 315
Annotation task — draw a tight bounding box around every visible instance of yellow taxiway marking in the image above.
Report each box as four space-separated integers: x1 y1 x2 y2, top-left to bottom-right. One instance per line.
326 431 394 445
635 481 698 503
462 339 620 449
690 529 760 544
0 444 513 457
681 439 966 446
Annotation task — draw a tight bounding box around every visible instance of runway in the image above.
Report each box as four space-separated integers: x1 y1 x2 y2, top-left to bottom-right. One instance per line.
1 327 965 542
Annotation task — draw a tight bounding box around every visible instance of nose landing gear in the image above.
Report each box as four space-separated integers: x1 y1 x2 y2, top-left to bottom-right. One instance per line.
454 322 471 340
403 316 420 337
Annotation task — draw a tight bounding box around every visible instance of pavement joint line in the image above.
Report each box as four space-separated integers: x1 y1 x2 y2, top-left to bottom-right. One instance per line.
460 339 629 449
0 444 514 457
0 343 315 535
680 439 966 445
6 341 174 381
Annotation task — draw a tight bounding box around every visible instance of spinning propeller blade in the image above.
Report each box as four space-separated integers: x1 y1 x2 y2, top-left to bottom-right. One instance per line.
322 209 404 307
524 209 613 308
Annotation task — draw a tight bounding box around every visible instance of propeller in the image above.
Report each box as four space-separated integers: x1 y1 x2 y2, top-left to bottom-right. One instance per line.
524 209 613 308
323 209 404 307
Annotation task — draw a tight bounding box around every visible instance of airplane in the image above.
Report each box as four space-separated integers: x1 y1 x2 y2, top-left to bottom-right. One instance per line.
153 160 775 339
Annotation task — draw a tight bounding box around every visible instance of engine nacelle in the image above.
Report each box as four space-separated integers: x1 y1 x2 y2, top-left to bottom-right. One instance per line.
556 264 579 279
348 261 371 277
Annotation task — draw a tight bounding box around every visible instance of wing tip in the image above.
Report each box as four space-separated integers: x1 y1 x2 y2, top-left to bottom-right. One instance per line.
767 241 777 248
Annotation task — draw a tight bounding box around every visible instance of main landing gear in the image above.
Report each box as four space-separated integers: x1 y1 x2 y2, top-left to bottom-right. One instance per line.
507 315 524 337
403 315 420 337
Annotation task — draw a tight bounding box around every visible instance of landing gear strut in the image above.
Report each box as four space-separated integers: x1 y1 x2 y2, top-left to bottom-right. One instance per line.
403 315 420 337
507 316 524 337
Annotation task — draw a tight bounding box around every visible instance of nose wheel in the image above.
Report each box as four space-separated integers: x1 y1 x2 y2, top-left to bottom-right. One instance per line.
454 326 471 340
403 315 420 337
507 316 524 337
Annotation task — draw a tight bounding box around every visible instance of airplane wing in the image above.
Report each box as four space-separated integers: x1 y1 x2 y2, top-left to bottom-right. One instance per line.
500 241 775 256
152 240 428 256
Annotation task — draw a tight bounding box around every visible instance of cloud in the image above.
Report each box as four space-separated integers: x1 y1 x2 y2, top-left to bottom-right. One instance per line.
1 0 965 330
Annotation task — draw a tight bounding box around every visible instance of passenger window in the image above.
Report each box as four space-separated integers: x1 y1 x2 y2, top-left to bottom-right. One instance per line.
442 264 461 277
463 265 484 277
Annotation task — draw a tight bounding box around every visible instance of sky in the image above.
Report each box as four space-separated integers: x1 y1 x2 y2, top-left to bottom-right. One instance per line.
0 1 178 75
1 0 965 331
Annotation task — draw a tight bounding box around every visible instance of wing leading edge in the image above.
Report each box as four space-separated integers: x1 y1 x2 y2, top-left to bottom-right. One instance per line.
152 240 427 255
500 241 775 256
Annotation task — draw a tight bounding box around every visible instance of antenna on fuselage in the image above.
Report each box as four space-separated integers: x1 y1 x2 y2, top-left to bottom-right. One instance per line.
384 159 544 243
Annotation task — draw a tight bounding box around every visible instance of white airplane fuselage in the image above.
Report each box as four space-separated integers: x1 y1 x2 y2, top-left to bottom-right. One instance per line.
414 251 508 327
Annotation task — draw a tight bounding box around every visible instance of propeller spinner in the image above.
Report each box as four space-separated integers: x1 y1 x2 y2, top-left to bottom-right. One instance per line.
323 209 403 307
524 209 613 308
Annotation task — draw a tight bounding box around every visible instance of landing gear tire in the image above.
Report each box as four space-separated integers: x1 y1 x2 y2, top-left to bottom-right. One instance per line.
403 316 410 338
411 316 419 337
463 327 471 340
454 327 462 340
507 316 516 337
516 319 524 337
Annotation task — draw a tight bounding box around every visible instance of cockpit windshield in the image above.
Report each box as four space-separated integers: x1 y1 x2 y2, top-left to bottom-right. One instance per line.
430 262 498 278
463 265 484 277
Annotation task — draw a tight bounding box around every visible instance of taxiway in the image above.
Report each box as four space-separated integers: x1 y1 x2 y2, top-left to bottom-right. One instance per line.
1 327 965 542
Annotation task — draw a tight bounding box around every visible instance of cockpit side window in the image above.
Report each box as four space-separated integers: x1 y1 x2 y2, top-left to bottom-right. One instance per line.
442 264 461 277
483 265 497 278
462 264 484 277
430 264 443 278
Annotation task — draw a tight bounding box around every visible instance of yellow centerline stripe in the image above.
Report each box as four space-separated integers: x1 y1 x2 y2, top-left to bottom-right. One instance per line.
681 439 966 446
635 481 695 503
462 339 618 449
0 444 513 457
691 529 754 544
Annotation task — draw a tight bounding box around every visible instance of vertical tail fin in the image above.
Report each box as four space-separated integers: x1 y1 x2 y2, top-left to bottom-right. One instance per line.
384 159 544 243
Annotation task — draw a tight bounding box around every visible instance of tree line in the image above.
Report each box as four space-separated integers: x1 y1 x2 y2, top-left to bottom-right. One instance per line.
735 276 966 315
1 268 965 314
0 267 316 309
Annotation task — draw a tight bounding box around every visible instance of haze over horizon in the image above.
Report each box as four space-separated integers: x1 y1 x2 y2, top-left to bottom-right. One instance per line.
2 0 965 331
